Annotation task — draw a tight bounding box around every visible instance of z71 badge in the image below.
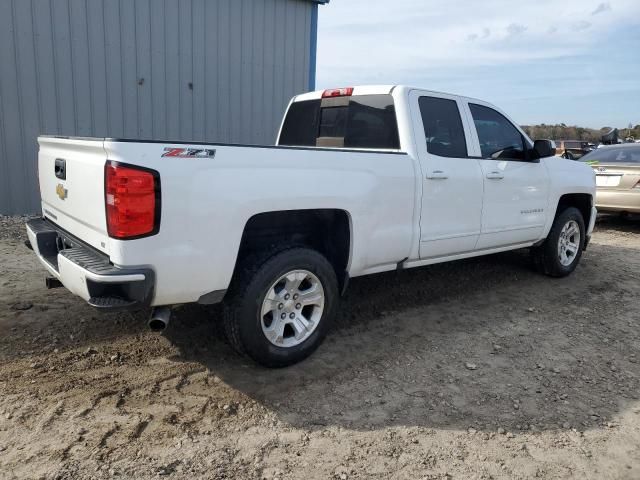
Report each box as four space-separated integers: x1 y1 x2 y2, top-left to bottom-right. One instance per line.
161 147 216 159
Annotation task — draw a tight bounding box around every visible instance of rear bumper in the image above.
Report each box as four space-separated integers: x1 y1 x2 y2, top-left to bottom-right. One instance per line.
26 218 154 311
595 190 640 213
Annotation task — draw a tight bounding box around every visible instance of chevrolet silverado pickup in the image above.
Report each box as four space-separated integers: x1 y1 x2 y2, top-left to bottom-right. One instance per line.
26 85 597 367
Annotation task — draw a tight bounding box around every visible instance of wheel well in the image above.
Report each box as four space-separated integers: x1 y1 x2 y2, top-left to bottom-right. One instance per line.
556 193 592 227
236 209 351 288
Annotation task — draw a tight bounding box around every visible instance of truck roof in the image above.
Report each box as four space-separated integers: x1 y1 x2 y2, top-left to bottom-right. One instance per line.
293 85 486 104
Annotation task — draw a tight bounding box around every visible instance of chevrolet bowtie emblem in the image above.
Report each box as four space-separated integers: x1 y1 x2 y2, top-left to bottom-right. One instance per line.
56 183 68 200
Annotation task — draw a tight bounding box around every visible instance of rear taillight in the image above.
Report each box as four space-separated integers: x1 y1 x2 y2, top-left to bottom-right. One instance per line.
105 161 160 239
322 87 354 98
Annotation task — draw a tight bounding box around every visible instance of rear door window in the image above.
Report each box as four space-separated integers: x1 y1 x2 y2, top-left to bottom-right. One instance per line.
279 94 400 150
418 96 468 158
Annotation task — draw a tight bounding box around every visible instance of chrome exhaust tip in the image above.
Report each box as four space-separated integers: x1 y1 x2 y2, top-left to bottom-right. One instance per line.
148 307 171 332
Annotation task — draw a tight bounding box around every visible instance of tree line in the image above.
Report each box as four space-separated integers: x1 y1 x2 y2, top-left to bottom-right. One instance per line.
521 124 640 143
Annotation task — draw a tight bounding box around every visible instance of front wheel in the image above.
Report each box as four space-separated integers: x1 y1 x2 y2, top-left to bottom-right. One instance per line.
532 207 585 277
223 247 338 367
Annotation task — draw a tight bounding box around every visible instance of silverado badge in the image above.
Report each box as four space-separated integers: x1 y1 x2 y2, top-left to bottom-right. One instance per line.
56 183 68 200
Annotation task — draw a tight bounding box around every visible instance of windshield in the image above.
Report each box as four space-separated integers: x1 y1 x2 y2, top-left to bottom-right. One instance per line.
580 146 640 164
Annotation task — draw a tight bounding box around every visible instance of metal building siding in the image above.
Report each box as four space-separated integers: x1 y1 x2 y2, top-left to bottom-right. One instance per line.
0 0 314 214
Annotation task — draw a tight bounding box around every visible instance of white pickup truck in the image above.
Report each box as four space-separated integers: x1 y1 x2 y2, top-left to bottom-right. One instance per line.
26 85 596 367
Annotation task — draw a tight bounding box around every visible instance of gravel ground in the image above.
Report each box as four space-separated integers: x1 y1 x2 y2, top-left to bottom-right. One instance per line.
0 215 37 241
0 215 639 479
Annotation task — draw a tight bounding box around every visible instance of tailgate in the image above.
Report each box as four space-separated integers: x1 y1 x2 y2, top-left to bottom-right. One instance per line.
38 136 109 254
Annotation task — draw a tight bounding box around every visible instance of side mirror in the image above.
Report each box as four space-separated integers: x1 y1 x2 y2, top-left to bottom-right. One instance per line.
533 139 556 159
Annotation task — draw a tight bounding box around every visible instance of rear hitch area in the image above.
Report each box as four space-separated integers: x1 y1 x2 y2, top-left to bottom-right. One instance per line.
148 306 172 332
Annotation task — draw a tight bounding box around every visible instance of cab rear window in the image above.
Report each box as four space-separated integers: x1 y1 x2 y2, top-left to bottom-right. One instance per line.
278 100 320 147
278 94 400 150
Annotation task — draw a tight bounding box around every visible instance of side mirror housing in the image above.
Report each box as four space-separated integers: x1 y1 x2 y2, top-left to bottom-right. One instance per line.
533 139 556 159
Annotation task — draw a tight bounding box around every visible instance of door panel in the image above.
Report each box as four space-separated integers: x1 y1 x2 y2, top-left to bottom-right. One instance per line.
464 101 549 249
419 159 484 257
409 91 484 258
476 159 549 249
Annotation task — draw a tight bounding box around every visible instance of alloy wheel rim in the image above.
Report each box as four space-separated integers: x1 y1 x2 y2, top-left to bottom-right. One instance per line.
260 269 325 348
558 220 580 266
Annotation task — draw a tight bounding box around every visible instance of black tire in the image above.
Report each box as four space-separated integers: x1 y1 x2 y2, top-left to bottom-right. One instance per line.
223 247 338 367
532 207 585 277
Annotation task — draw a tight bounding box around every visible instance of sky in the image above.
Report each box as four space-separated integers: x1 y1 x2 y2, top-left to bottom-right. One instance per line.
316 0 640 128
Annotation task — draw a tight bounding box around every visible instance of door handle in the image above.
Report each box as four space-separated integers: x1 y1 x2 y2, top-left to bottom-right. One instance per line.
486 171 504 180
426 170 448 180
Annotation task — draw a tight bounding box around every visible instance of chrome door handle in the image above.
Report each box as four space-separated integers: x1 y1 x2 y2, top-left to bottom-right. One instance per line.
486 171 504 180
426 170 448 180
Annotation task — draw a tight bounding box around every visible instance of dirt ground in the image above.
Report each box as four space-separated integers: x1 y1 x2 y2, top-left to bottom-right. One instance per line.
0 215 639 480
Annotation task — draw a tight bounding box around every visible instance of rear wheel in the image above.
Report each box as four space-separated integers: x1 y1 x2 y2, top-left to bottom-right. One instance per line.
532 207 585 277
223 247 338 367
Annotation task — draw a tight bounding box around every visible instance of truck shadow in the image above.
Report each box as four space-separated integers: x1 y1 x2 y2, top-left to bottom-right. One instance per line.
165 241 640 433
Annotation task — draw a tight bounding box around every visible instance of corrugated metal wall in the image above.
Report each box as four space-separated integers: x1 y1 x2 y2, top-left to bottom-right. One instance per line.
0 0 314 214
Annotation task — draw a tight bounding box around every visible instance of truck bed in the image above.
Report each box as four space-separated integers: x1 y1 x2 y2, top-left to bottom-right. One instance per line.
36 135 414 306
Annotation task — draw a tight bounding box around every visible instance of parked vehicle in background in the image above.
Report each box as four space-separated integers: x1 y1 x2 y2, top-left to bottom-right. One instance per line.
581 144 640 214
26 85 596 367
601 128 619 145
555 140 593 160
